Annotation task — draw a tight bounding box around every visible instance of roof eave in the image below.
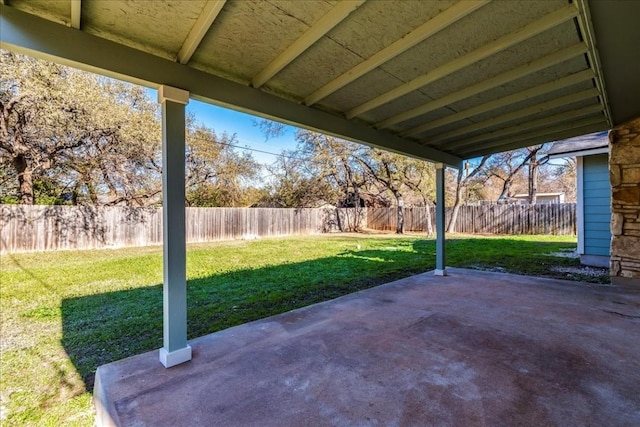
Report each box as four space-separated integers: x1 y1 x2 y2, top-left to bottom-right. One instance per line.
0 5 462 166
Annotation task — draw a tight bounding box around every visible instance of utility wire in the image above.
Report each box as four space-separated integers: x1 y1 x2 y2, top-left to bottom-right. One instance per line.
188 135 343 166
219 140 298 161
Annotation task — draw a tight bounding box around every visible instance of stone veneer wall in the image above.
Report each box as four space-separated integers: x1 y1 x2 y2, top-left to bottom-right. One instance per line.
609 116 640 286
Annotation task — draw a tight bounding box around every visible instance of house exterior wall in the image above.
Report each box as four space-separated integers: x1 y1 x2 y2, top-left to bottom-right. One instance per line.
582 154 612 261
609 116 640 286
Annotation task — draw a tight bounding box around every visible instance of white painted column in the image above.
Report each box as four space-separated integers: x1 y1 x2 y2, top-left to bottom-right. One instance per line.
434 163 447 276
158 85 192 368
576 156 585 255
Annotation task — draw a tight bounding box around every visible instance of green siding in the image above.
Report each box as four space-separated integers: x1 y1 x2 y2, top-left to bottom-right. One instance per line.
582 154 611 256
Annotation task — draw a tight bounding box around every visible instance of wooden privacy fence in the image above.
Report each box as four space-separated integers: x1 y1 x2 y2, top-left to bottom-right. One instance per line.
367 204 576 235
1 203 574 253
0 205 365 253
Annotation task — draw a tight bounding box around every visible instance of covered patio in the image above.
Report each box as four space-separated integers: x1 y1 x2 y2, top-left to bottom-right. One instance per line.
94 269 640 426
2 0 640 425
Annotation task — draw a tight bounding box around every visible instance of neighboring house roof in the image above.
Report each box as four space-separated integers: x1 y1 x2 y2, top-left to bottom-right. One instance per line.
548 131 609 158
512 192 565 198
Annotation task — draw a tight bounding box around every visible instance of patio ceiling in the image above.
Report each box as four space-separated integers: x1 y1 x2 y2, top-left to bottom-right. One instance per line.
1 0 639 166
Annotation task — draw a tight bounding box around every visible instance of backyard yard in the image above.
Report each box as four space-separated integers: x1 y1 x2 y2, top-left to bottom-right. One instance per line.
0 233 608 426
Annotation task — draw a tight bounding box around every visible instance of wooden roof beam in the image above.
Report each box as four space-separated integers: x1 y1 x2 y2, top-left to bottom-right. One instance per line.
443 104 603 150
70 0 80 29
303 0 489 106
459 118 608 159
252 0 366 89
400 69 594 137
428 88 600 146
0 5 462 166
379 44 588 130
346 3 579 119
177 0 226 65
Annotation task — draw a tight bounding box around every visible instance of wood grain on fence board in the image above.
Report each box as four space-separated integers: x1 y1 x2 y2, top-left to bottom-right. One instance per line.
0 205 364 253
366 204 575 235
1 204 574 253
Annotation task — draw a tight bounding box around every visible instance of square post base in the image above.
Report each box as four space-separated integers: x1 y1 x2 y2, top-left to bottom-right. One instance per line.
159 345 192 368
434 269 448 277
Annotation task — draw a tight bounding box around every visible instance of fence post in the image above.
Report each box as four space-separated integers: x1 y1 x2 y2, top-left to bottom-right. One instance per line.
0 204 579 253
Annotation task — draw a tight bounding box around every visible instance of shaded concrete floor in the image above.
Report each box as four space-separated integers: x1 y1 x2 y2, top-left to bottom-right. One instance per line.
94 268 640 427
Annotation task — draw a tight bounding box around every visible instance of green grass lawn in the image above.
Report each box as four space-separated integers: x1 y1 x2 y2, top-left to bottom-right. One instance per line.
0 233 607 426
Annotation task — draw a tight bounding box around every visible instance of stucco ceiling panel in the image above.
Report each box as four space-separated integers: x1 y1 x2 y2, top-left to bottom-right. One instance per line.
325 0 456 60
310 1 578 124
514 98 600 125
266 0 455 103
318 68 409 114
410 78 597 141
81 1 205 61
8 0 69 25
264 36 369 103
421 120 476 140
354 43 586 130
438 97 601 147
376 0 567 83
190 0 335 85
314 6 504 104
397 110 467 136
414 23 580 104
268 0 338 25
448 56 590 113
4 0 633 162
410 60 590 133
358 91 440 125
470 82 597 126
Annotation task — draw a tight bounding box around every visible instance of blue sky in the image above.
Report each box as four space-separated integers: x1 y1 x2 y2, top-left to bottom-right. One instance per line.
147 88 595 168
148 88 299 165
187 99 299 164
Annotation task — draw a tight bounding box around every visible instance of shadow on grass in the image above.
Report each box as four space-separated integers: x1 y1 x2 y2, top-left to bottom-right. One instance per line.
60 236 591 391
61 246 432 391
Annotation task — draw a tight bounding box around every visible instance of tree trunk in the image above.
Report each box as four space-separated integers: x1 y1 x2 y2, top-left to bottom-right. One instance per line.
395 191 404 234
448 156 491 232
528 157 538 205
334 207 344 232
498 180 513 201
425 201 434 236
86 181 99 205
352 188 363 232
13 154 34 204
447 171 464 233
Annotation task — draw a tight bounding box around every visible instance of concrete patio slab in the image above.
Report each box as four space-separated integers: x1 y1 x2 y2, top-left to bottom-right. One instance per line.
94 268 640 427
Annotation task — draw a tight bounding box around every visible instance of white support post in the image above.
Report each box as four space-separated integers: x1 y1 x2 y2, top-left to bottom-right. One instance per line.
158 85 192 368
576 156 585 255
435 163 447 276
